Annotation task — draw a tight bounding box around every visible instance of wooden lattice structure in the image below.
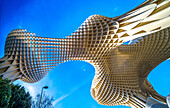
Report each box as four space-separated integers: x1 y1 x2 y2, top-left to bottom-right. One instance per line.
0 0 170 107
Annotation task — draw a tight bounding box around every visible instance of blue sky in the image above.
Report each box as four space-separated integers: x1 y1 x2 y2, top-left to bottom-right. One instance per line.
0 0 170 108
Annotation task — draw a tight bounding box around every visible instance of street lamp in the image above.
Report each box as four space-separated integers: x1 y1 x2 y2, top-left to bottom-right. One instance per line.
38 86 48 108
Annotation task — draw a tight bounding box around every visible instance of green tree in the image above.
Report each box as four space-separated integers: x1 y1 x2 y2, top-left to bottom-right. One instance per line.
32 93 54 108
0 76 32 108
8 84 32 108
0 77 11 108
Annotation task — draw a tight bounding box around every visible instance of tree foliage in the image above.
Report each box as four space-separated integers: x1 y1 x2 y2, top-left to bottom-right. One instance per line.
8 84 32 108
0 77 11 108
0 77 32 108
32 93 54 108
0 76 53 108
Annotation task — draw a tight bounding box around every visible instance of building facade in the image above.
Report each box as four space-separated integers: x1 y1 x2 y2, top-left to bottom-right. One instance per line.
0 0 170 107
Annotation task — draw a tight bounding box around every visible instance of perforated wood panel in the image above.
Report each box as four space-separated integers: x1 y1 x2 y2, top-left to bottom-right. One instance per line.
0 0 169 107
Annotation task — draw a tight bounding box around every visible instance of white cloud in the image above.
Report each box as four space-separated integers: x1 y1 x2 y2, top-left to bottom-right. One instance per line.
52 93 70 106
14 71 94 107
52 73 94 106
22 83 38 97
13 80 38 97
14 74 56 99
81 65 86 71
18 21 22 29
113 7 118 11
18 25 22 29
